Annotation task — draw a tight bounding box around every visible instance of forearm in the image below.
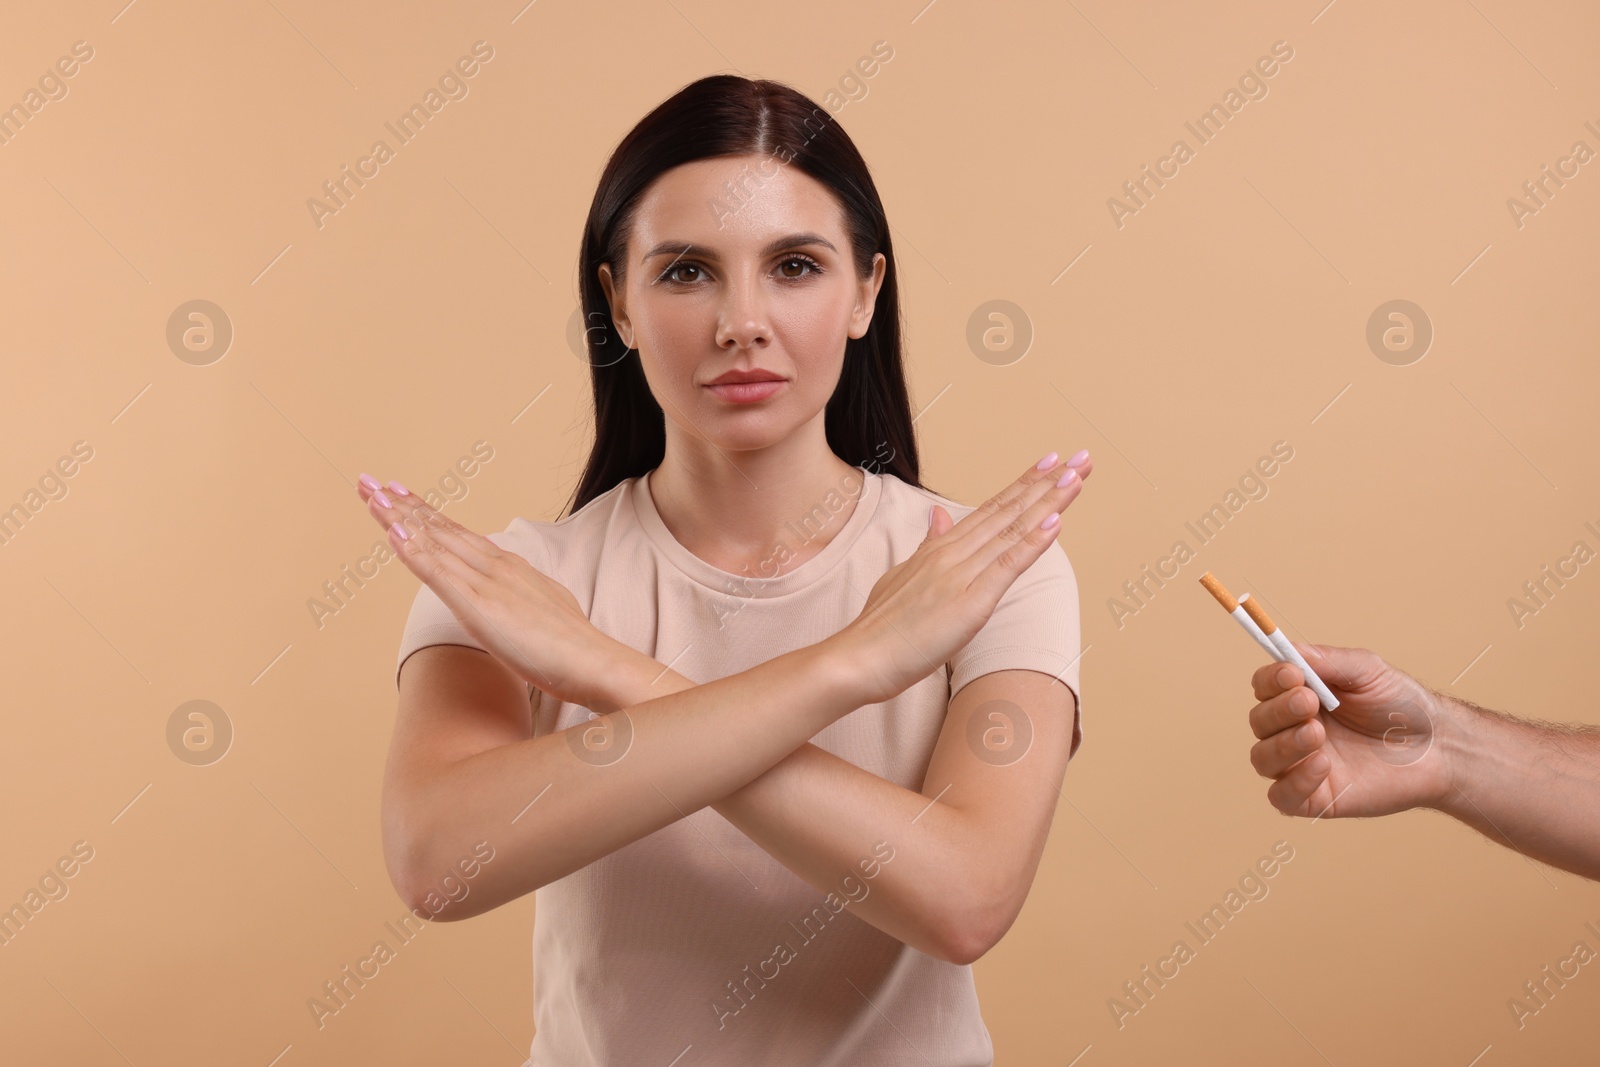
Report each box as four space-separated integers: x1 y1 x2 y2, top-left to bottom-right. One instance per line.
602 654 989 964
405 637 868 919
713 745 993 964
1430 694 1600 881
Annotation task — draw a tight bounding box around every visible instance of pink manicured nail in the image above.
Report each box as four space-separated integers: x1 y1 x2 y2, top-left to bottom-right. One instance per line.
1056 467 1078 488
388 480 410 496
1035 451 1059 471
359 472 381 491
391 521 411 541
1067 448 1090 466
374 490 392 508
1039 511 1060 530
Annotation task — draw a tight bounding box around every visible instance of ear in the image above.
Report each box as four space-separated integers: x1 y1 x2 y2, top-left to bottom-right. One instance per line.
597 262 633 347
847 252 887 339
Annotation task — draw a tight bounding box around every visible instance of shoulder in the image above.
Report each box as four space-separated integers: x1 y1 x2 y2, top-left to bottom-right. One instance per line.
871 471 962 530
492 476 638 572
874 472 1075 578
874 471 990 525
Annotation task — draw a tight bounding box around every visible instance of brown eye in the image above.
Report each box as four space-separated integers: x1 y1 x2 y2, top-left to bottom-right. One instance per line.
662 263 703 284
778 256 821 279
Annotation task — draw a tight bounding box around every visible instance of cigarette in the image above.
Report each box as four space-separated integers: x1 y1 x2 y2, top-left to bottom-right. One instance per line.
1236 595 1341 711
1198 572 1281 660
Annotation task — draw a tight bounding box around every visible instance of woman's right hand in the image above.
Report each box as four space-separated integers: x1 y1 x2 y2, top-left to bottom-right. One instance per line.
836 450 1093 706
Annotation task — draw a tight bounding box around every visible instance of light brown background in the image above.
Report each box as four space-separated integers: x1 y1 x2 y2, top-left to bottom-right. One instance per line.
2 0 1597 1063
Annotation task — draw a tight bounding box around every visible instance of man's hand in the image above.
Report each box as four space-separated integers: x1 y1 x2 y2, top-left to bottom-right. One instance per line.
1246 643 1456 819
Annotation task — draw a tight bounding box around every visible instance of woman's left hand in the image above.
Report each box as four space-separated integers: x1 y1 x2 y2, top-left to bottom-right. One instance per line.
358 473 620 709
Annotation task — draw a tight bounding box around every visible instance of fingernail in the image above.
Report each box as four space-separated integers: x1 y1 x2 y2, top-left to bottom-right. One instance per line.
1296 723 1315 744
359 472 381 491
1067 448 1090 466
1035 451 1059 471
928 505 935 527
1039 511 1060 530
1277 665 1295 687
388 480 410 496
374 490 392 508
1056 467 1078 488
391 521 411 541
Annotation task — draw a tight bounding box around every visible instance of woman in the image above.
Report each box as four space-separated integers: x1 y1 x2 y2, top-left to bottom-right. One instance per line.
362 74 1091 1065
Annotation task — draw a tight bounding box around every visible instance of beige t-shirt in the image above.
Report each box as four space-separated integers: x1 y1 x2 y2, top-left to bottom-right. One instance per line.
394 465 1082 1066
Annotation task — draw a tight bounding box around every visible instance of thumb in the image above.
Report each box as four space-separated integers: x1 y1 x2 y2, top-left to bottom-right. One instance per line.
926 504 955 540
1294 642 1387 693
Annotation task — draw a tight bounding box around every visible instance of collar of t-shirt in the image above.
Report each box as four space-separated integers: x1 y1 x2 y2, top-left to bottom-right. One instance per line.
632 469 884 599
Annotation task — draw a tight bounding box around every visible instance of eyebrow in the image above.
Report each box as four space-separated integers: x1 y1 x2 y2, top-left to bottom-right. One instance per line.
641 233 838 264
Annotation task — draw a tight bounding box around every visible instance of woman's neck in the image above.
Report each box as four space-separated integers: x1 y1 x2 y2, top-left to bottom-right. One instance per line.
646 434 867 577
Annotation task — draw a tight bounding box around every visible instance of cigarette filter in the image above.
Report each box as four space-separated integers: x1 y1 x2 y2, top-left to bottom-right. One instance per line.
1199 572 1282 660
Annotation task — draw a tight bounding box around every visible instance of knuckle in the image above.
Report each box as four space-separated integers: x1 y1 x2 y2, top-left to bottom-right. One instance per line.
395 516 426 542
985 494 1022 524
994 544 1020 571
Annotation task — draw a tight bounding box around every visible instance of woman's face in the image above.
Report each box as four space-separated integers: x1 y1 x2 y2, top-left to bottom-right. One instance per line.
599 153 886 454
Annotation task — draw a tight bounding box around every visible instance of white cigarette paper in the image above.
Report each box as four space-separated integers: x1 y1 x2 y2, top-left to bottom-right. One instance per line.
1231 598 1283 660
1237 593 1341 712
1234 595 1282 659
1261 629 1340 710
1200 573 1341 712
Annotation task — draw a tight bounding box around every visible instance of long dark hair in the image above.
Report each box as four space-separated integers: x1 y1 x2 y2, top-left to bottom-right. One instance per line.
560 74 928 518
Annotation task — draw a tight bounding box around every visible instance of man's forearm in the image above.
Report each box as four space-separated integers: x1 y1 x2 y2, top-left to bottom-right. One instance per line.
1431 694 1600 881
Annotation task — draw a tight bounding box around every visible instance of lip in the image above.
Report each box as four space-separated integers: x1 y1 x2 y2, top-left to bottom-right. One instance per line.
705 380 785 403
706 368 785 385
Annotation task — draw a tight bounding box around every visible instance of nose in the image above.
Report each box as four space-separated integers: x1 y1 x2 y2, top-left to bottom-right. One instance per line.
714 274 771 352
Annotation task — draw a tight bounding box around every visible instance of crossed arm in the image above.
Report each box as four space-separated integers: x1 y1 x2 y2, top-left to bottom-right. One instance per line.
598 649 1080 966
376 452 1090 963
392 640 1079 966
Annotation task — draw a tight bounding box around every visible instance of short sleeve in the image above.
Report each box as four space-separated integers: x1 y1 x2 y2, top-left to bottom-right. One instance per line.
393 518 550 690
946 539 1082 756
